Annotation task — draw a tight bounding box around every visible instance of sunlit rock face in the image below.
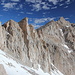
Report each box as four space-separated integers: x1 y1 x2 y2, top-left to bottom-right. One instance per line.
0 17 75 75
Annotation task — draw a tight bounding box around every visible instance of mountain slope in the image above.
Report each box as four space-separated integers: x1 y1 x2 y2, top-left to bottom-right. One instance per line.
0 49 63 75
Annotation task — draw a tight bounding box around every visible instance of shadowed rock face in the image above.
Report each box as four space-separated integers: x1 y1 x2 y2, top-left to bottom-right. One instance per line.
0 64 7 75
0 17 75 75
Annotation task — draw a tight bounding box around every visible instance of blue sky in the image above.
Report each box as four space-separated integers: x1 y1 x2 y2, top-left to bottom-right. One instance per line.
0 0 75 28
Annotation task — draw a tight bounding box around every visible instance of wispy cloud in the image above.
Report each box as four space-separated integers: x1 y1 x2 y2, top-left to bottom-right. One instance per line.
2 3 17 9
51 6 57 9
1 0 73 12
3 8 8 11
14 4 23 10
66 0 71 3
25 0 36 3
34 25 42 29
31 2 50 11
34 17 55 24
1 2 23 11
1 0 5 3
31 3 41 11
29 17 55 29
64 6 68 8
26 12 33 14
26 0 73 11
0 15 3 16
59 4 64 6
11 0 20 2
65 18 69 20
20 12 24 14
42 5 50 10
48 0 58 5
25 0 42 3
19 4 23 8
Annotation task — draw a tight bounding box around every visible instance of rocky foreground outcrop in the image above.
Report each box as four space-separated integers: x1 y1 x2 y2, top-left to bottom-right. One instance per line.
0 17 75 75
0 64 7 75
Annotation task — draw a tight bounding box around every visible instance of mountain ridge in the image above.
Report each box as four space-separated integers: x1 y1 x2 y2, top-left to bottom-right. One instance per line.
0 17 75 75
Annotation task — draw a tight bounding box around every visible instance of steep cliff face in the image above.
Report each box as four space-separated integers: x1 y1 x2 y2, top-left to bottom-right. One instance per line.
0 17 75 75
36 17 75 75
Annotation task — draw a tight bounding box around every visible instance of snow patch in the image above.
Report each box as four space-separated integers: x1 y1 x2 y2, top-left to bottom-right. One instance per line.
0 49 64 75
66 26 69 27
0 49 32 75
61 44 73 53
62 44 69 49
6 31 10 35
68 50 73 53
59 29 63 36
0 49 50 75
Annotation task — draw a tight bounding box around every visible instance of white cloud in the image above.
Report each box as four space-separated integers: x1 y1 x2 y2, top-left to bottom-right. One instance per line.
19 4 23 9
18 14 20 16
25 0 36 3
32 4 41 11
25 0 42 3
43 12 47 14
26 0 73 11
15 7 22 10
15 4 23 10
0 15 3 16
42 5 50 10
1 0 5 3
3 8 8 11
2 2 23 11
34 25 42 28
65 18 69 20
41 2 46 5
31 17 55 28
66 0 70 2
29 17 55 29
65 0 72 4
64 6 68 8
34 17 55 24
59 4 64 6
36 0 42 3
31 2 51 11
60 0 63 1
11 0 20 2
51 6 57 9
3 3 17 9
20 12 24 14
1 0 73 12
48 0 58 5
26 12 33 14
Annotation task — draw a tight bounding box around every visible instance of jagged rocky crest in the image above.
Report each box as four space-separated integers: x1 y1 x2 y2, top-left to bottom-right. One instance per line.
0 17 75 75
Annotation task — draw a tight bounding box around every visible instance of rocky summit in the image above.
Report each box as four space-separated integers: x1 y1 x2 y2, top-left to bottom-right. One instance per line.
0 17 75 75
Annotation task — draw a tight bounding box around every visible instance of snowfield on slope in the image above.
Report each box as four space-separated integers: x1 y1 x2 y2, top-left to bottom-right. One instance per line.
0 49 64 75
